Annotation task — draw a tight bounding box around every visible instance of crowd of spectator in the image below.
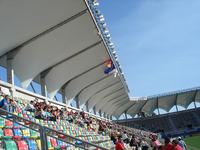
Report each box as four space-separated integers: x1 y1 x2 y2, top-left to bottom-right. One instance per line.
0 89 188 150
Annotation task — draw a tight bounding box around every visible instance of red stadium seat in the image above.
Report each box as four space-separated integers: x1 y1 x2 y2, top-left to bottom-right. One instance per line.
4 128 13 137
5 120 13 127
50 138 57 147
15 140 29 150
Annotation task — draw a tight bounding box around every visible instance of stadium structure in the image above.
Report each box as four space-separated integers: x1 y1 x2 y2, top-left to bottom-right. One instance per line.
0 0 199 149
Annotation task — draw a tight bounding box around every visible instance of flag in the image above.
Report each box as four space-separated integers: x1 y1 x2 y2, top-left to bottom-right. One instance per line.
104 59 115 74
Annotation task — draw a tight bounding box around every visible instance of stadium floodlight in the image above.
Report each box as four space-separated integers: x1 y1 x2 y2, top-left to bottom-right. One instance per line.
112 51 116 54
104 29 109 34
93 1 99 6
99 15 105 22
109 42 114 46
105 33 111 38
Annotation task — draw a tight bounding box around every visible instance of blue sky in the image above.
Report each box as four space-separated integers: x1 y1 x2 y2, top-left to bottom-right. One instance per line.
99 0 200 97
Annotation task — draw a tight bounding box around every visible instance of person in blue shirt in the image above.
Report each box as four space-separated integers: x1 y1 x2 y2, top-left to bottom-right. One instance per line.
0 95 11 112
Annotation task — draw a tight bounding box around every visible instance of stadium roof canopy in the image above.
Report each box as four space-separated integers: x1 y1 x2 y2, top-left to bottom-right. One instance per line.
0 0 129 115
112 87 200 117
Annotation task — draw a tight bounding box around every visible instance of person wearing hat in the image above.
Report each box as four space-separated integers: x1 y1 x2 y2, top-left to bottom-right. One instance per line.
172 139 183 150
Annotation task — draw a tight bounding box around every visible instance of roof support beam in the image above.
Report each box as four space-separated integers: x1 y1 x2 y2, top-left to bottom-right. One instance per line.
6 51 17 98
61 87 66 104
175 94 178 112
193 90 198 108
86 101 89 112
139 100 148 113
75 96 80 109
157 97 160 115
93 106 96 115
124 103 137 116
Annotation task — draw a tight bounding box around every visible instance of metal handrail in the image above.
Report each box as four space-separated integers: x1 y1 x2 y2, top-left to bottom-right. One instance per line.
0 108 112 150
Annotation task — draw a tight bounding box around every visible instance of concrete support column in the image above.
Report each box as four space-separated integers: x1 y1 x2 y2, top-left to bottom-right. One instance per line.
86 101 89 112
103 113 106 119
40 74 48 103
93 106 96 115
99 110 102 117
61 87 67 104
7 54 16 98
75 96 80 109
125 111 128 120
176 105 178 112
194 101 197 108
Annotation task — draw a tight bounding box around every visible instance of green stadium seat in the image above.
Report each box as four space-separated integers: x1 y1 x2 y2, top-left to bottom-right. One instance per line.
4 139 18 150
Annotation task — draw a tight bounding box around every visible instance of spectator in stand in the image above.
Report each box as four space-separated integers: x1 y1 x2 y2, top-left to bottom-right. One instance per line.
122 131 129 144
177 137 187 150
172 139 183 150
151 135 161 150
130 134 139 150
141 138 149 150
110 132 117 144
116 135 125 150
25 100 35 112
0 95 12 112
162 137 173 150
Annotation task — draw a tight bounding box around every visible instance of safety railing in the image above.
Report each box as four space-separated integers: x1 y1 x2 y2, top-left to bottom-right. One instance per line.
0 108 113 150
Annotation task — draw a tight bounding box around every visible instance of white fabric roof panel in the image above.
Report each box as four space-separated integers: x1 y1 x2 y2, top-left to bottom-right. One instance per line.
195 90 200 103
112 100 134 116
67 65 109 104
125 88 200 117
141 98 157 115
0 0 130 115
176 91 196 108
45 42 109 98
96 89 128 111
78 75 120 106
126 100 147 116
88 82 123 109
102 94 128 113
65 72 113 102
13 13 100 89
158 95 176 112
106 99 130 115
0 0 86 56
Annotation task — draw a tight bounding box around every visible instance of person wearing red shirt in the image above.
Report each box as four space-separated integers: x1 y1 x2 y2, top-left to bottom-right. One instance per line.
116 135 125 150
172 140 183 150
163 137 173 150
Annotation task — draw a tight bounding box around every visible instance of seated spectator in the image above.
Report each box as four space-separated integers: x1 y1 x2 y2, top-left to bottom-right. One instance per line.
116 135 125 150
162 137 173 150
130 134 139 150
35 108 43 119
110 132 117 144
151 135 161 150
141 138 149 150
178 137 187 150
25 100 35 112
122 131 129 144
172 140 183 150
0 95 12 112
